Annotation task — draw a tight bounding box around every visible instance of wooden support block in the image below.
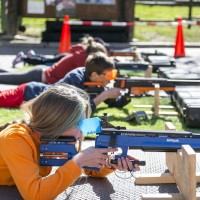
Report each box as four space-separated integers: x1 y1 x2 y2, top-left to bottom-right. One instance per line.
133 105 175 109
145 111 179 116
165 122 176 130
108 52 137 57
172 145 196 200
144 65 153 78
135 172 175 185
142 193 183 200
154 84 160 116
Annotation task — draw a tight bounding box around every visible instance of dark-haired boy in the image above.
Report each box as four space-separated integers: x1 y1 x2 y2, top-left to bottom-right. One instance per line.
0 52 141 111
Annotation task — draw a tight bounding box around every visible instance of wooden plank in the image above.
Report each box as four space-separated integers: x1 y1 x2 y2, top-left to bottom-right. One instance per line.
165 122 176 130
174 145 196 200
154 84 160 116
133 105 175 109
144 65 153 78
142 193 183 200
135 173 175 184
165 122 177 174
142 191 200 199
145 111 179 116
166 152 177 175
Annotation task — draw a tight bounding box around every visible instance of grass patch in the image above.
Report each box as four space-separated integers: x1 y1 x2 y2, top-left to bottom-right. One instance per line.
2 94 200 134
134 5 200 42
92 96 199 132
1 66 200 134
0 108 23 125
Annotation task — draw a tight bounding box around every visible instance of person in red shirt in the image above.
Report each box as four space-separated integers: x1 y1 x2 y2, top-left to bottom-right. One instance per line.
0 52 144 109
0 36 107 85
0 83 139 200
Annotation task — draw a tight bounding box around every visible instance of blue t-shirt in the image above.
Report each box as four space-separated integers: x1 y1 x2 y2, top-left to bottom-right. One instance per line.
24 82 49 101
24 67 130 112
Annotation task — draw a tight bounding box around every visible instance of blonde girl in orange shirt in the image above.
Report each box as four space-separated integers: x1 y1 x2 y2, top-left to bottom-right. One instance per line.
0 83 139 200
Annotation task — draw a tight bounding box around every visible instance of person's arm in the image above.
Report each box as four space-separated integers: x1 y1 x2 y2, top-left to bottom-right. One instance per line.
1 134 82 200
58 68 84 89
92 88 121 106
103 96 131 108
83 155 140 178
92 88 131 108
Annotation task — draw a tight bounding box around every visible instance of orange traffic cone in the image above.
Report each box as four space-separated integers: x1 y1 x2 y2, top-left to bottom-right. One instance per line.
59 15 71 54
174 17 185 57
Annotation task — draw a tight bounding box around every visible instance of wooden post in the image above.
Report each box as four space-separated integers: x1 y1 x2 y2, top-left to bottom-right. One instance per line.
154 84 160 116
188 0 193 29
123 0 135 41
2 0 19 36
144 65 153 78
1 0 8 33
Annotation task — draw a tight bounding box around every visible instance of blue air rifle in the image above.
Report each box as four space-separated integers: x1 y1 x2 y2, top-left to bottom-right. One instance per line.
40 117 200 171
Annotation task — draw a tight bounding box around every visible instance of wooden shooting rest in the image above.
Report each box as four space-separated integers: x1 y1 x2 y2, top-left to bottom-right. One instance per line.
133 83 179 117
135 122 200 200
109 51 137 57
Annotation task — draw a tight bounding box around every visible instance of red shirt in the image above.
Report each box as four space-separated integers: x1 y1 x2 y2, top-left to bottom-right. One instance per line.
44 45 88 84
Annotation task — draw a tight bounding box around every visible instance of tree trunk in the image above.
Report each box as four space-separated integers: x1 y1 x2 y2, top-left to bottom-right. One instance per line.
124 0 135 41
6 0 19 35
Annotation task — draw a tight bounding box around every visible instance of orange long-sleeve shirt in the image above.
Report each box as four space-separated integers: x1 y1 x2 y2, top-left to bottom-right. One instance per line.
0 124 114 200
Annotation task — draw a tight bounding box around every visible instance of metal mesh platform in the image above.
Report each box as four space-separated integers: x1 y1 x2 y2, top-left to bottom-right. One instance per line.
1 140 200 200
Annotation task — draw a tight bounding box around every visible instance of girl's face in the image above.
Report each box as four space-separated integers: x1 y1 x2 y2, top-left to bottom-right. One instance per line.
60 126 82 142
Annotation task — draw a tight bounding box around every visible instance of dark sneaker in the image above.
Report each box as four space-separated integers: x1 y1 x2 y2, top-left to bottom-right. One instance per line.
12 51 25 68
26 50 36 58
0 68 9 73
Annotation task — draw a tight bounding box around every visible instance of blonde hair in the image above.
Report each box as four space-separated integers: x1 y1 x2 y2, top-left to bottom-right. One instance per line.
20 83 91 140
81 35 107 55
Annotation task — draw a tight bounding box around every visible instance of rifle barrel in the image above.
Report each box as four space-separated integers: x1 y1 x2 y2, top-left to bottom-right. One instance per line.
115 77 200 88
168 79 200 85
102 128 196 138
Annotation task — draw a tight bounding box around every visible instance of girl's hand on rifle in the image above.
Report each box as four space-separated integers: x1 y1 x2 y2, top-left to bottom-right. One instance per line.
72 146 117 169
107 155 140 171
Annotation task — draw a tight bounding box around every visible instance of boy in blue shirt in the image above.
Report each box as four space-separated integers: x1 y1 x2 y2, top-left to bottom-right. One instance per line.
0 52 141 111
